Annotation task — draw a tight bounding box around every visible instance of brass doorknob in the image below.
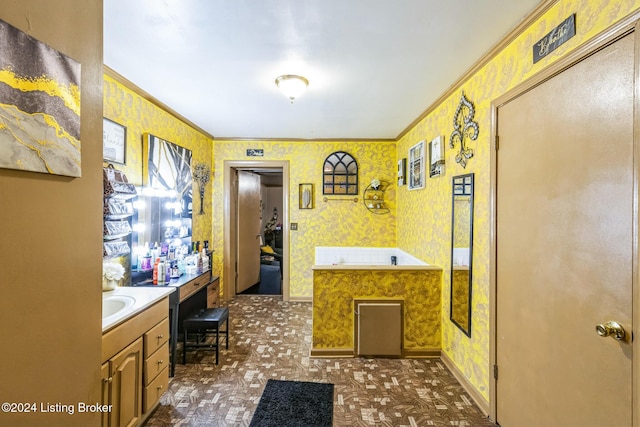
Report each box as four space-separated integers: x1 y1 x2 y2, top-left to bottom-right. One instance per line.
595 321 625 340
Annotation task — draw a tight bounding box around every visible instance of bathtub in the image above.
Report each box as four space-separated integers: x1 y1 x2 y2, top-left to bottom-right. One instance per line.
311 246 442 358
314 246 431 269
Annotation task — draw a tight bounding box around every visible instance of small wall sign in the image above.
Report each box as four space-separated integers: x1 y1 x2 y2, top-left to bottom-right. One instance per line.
533 14 576 64
246 149 264 157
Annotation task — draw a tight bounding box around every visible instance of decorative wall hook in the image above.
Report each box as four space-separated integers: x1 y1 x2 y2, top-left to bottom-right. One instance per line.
450 92 479 169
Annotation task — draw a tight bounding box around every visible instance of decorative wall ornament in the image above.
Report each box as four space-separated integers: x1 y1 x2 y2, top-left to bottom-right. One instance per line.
450 92 479 169
0 18 81 177
322 151 358 195
193 163 211 215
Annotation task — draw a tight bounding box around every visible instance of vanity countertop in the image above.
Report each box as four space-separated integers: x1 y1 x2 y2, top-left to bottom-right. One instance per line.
102 286 175 333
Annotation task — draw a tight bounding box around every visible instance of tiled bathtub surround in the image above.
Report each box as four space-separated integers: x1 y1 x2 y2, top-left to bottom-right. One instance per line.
315 246 427 266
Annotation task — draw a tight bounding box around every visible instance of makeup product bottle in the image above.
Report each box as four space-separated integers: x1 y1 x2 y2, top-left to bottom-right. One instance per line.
152 258 159 284
157 260 165 284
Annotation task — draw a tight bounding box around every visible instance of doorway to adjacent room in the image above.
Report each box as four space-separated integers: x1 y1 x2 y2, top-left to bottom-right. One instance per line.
223 160 290 302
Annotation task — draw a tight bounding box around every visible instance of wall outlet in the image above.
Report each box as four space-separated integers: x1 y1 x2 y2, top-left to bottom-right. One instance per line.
291 222 298 230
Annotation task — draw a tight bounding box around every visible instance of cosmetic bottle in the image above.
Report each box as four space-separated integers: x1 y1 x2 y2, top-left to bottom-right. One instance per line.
152 258 159 284
157 260 165 284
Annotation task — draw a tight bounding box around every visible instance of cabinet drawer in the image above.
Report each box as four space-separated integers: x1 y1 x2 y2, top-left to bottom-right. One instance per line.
143 366 169 414
144 317 169 357
207 280 219 308
179 277 206 302
144 342 169 386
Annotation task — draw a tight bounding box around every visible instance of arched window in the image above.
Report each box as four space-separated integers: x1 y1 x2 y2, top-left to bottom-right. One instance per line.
323 151 358 195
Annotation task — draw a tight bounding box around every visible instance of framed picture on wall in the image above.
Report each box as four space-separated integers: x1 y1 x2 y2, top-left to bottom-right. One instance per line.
408 140 425 190
103 118 126 164
299 183 314 209
429 135 445 178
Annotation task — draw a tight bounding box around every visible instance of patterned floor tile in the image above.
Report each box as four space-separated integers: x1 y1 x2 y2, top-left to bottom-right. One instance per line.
144 295 496 427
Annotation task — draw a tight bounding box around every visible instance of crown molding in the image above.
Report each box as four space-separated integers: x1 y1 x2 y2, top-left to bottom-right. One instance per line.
396 0 559 141
103 65 214 140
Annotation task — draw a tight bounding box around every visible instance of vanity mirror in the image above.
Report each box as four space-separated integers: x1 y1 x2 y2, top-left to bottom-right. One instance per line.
450 173 474 337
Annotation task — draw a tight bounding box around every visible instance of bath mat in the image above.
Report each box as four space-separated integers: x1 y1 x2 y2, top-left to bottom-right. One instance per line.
249 379 334 427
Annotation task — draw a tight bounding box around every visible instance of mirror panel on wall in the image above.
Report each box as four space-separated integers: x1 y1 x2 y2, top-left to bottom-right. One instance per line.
131 134 193 284
323 151 358 195
450 173 474 337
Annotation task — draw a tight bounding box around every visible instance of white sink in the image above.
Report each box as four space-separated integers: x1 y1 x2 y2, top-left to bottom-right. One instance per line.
102 295 135 319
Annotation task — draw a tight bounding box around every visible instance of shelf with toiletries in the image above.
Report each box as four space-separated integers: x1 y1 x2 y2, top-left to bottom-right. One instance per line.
103 164 135 286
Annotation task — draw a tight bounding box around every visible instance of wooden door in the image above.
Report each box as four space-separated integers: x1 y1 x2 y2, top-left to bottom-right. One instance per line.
495 33 634 426
236 170 262 293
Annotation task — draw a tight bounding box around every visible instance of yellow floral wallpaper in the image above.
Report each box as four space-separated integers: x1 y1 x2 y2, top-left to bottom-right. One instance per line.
397 0 640 402
103 74 214 247
100 0 640 406
213 140 397 298
312 269 441 352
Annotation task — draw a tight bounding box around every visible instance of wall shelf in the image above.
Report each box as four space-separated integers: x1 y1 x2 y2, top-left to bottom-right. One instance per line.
363 181 390 215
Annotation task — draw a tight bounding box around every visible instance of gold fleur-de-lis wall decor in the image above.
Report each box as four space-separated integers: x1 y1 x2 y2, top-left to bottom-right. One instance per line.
449 92 479 169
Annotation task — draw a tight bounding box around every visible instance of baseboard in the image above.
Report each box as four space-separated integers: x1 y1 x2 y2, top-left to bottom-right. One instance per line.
288 296 312 302
440 351 490 416
310 348 354 357
310 347 441 358
403 348 441 358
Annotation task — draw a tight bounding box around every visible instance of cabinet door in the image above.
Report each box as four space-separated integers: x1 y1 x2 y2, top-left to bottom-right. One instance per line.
101 362 110 427
110 337 143 427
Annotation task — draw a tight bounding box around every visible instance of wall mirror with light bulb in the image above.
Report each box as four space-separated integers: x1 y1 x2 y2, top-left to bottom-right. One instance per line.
130 134 194 285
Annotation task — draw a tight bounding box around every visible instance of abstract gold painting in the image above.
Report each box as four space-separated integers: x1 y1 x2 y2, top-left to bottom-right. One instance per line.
0 19 81 177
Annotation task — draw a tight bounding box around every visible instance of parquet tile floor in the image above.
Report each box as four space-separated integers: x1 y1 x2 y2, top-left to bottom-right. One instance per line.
144 295 497 427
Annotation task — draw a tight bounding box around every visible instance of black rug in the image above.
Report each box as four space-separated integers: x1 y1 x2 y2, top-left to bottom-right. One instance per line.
249 379 334 427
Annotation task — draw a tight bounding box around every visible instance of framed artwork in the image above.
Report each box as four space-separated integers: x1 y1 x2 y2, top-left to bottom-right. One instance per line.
397 158 406 186
142 133 193 213
0 18 81 177
429 135 445 178
408 140 425 190
103 118 127 164
299 183 314 209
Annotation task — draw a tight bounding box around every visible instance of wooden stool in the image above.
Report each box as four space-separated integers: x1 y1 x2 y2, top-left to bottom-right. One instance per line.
182 307 229 364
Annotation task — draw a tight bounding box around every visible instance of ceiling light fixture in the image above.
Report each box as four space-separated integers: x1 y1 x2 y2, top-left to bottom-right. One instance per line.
275 74 309 103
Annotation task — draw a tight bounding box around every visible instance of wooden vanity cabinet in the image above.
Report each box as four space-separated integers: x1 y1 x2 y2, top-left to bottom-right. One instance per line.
101 363 110 427
207 276 220 308
102 298 169 427
142 318 169 413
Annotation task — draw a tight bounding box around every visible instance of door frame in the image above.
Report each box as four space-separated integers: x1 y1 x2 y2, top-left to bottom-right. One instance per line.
489 14 640 424
223 160 290 302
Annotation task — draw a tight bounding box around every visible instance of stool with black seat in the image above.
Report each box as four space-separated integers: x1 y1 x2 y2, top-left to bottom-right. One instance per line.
182 307 229 365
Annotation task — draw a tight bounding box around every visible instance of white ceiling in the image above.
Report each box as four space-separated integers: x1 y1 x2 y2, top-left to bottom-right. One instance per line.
104 0 541 140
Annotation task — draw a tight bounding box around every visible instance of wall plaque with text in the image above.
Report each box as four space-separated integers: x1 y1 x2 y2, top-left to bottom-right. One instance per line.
246 149 264 157
533 14 576 64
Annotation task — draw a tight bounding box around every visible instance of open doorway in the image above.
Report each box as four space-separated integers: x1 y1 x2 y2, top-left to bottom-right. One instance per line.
223 160 290 302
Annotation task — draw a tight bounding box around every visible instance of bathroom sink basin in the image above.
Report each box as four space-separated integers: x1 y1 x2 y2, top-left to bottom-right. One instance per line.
102 295 135 319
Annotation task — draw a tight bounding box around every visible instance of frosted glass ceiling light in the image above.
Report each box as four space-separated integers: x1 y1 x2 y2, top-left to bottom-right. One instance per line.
275 74 309 103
